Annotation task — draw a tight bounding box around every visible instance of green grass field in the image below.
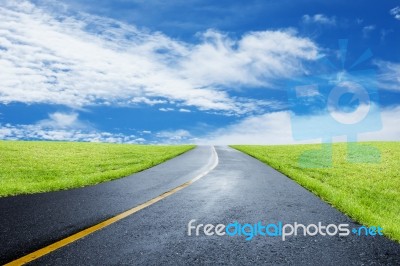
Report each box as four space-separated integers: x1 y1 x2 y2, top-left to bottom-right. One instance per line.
0 141 194 197
232 142 400 242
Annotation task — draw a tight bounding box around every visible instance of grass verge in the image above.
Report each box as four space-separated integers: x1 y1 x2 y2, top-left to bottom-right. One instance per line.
231 142 400 242
0 141 194 197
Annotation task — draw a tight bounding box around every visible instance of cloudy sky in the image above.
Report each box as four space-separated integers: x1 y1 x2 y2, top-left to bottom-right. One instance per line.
0 0 399 144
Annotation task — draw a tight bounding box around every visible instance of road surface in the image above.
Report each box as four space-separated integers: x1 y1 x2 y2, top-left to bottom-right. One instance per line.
1 146 399 265
0 146 215 264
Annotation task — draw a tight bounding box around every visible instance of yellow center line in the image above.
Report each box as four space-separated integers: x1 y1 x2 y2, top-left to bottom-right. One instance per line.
5 146 218 266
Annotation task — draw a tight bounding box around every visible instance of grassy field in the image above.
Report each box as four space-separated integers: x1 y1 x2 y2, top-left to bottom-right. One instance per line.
232 142 400 242
0 141 194 197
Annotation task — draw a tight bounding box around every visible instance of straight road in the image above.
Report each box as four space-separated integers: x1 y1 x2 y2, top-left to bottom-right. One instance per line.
3 146 400 265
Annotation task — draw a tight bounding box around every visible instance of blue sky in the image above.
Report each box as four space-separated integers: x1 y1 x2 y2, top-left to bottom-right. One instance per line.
0 0 399 144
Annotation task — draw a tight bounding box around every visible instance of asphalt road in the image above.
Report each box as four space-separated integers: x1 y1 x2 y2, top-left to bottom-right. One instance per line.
0 146 215 264
2 146 400 265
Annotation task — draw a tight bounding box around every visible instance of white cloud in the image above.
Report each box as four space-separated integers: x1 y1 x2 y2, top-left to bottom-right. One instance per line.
359 106 400 141
179 108 191 113
2 107 399 144
295 84 321 97
199 106 400 145
37 112 86 129
0 123 142 143
156 129 193 143
375 60 400 92
390 6 400 20
199 111 298 145
0 0 319 115
159 107 174 112
0 111 145 143
179 29 318 89
362 25 375 38
130 97 168 106
302 14 336 25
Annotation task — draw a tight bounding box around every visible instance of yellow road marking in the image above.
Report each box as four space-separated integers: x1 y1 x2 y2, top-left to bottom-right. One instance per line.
5 146 218 266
